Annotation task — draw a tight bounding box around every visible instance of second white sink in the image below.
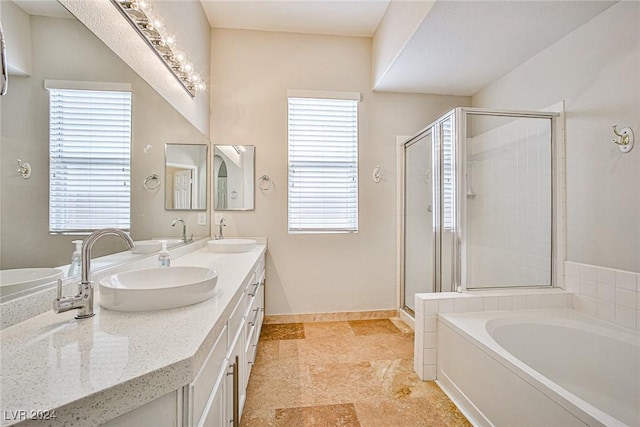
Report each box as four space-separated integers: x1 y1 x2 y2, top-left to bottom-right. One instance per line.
0 268 64 296
99 266 218 312
207 239 256 253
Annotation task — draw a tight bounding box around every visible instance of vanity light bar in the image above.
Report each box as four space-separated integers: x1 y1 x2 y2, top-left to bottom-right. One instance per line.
111 0 205 97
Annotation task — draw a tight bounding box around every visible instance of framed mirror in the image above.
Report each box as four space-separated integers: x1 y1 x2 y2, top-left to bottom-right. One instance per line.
0 0 210 302
214 145 255 211
165 144 208 210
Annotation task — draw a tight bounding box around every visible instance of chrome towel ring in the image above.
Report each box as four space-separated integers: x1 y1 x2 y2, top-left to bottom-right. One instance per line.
144 173 161 190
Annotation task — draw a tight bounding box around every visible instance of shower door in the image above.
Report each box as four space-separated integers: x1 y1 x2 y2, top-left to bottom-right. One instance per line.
402 128 434 313
402 108 557 315
402 111 458 314
461 110 554 289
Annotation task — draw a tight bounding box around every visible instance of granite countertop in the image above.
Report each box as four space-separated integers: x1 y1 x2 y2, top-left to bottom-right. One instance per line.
0 244 267 426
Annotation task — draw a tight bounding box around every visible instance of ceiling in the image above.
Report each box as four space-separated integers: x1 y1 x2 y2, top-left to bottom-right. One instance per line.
16 0 617 96
375 0 617 95
13 0 73 18
201 0 391 37
201 0 616 96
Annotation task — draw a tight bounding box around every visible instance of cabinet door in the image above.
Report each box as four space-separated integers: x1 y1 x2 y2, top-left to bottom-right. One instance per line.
103 390 181 427
225 327 245 427
192 326 228 425
197 366 226 427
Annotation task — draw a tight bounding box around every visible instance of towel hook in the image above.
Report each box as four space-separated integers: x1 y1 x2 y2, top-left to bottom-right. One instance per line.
372 165 381 183
611 125 634 153
17 159 31 179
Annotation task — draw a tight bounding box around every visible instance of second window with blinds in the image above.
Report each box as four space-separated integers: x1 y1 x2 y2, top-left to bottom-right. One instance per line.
287 91 360 234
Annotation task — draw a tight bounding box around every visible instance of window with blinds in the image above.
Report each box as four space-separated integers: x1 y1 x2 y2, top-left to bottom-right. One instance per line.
441 116 455 231
47 82 132 234
287 92 359 233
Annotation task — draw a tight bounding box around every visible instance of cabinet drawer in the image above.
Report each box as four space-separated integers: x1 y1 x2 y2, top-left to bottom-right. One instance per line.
192 325 228 425
244 272 264 343
228 293 246 347
255 254 265 277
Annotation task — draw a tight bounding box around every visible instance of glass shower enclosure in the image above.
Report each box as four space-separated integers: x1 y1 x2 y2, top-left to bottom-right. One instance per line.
401 108 558 315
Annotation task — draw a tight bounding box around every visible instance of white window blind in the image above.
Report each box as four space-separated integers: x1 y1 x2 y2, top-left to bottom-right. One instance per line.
288 95 359 233
441 116 455 231
48 86 132 233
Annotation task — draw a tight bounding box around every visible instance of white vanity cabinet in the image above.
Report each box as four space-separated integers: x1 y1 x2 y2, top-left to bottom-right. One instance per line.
189 253 266 427
103 253 266 427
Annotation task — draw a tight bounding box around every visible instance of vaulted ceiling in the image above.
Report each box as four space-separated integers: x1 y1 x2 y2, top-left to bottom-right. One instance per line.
201 0 616 96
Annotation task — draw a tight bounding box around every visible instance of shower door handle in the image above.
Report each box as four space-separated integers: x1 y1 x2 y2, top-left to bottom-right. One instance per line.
0 22 7 96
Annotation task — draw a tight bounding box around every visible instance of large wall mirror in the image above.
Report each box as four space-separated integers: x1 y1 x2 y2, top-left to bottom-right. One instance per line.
0 0 210 301
214 145 255 211
165 144 207 210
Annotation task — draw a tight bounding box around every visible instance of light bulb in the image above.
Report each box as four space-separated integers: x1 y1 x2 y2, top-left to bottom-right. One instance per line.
196 81 206 92
137 0 153 14
149 15 165 33
173 50 187 64
162 32 177 48
190 72 201 83
181 61 194 74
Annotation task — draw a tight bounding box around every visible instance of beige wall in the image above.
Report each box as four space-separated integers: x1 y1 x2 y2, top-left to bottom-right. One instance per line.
1 14 209 269
473 2 639 273
211 28 469 315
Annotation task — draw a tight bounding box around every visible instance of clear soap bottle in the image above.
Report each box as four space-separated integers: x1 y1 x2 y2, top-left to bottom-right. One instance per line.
68 240 83 276
158 240 170 267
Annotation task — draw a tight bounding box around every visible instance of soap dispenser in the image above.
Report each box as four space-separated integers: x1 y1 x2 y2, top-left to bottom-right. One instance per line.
158 240 170 267
68 240 83 276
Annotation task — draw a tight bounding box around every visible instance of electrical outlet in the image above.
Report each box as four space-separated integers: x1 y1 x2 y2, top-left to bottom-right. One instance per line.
214 213 223 224
197 212 207 226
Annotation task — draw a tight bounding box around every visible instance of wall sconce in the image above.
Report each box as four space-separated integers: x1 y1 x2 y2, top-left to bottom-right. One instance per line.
111 0 206 98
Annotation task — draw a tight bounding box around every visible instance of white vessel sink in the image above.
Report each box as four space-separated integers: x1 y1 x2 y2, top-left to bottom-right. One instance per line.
99 266 218 312
0 268 64 296
207 239 256 253
132 239 184 254
131 240 162 254
152 238 184 246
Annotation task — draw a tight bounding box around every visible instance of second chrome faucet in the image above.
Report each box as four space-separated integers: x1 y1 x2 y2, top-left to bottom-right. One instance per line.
215 217 226 240
171 218 193 243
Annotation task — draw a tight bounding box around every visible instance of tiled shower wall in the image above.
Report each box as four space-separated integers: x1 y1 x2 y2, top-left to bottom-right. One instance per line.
565 261 639 330
466 117 552 288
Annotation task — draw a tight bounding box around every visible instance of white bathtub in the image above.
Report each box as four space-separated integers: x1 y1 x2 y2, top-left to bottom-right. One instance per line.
437 309 639 427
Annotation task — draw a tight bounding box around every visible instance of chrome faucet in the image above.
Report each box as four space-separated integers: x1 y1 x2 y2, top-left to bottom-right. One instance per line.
171 218 192 243
53 228 133 319
215 217 226 240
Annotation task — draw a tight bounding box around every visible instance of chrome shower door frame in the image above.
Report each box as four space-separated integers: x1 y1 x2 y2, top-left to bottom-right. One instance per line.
458 108 561 291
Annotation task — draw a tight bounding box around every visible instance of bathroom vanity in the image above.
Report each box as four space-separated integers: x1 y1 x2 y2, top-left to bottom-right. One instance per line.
0 241 266 426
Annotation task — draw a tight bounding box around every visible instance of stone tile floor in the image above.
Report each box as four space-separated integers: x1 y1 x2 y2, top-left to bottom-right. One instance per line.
240 318 471 426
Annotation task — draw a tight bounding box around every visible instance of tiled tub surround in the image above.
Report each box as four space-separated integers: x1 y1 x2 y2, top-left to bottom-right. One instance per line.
564 261 639 330
0 243 266 426
414 288 573 380
437 310 639 426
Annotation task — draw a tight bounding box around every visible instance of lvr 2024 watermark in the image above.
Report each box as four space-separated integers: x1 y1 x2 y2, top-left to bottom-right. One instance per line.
3 410 57 421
